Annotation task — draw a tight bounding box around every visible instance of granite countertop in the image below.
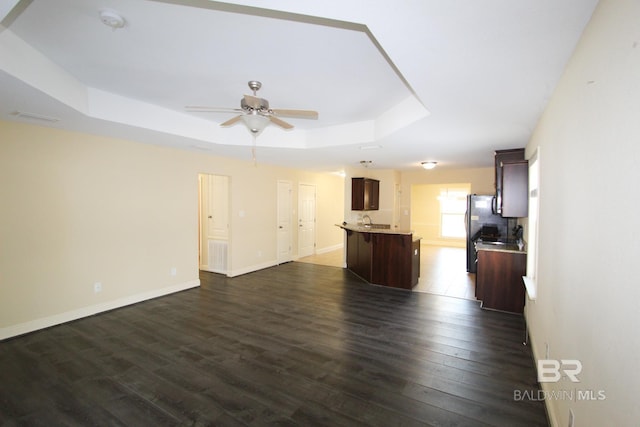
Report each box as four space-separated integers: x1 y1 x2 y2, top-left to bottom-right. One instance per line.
336 223 420 239
475 240 526 254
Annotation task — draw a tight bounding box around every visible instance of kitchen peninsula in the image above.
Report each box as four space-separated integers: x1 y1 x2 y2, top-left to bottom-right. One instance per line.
338 224 421 289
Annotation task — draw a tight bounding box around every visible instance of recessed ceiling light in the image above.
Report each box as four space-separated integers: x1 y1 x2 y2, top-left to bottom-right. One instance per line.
99 9 126 29
421 161 437 170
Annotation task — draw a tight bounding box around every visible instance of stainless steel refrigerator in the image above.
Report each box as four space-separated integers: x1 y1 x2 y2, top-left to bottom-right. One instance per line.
465 194 509 273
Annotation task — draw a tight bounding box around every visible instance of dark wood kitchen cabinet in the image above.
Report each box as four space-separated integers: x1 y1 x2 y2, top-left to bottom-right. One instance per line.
343 226 420 289
495 148 528 217
476 249 526 313
501 160 528 217
352 177 379 210
346 229 372 281
370 233 419 289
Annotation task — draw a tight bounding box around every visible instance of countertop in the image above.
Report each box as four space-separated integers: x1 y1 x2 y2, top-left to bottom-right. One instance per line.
336 223 420 240
475 240 526 254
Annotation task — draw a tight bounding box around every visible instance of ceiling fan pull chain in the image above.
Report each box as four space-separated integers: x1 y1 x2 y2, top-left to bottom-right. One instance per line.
251 134 257 166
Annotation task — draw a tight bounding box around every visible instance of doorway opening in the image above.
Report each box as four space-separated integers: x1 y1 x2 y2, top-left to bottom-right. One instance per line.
410 183 475 299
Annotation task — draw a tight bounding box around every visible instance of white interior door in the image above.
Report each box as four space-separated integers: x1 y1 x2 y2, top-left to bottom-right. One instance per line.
298 183 316 258
277 180 293 264
199 174 229 274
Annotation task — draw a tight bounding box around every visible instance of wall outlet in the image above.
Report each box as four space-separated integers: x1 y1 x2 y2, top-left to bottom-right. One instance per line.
94 282 102 293
568 409 575 427
170 267 177 276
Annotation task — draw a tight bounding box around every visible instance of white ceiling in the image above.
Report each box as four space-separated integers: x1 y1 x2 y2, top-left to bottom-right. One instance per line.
0 0 598 171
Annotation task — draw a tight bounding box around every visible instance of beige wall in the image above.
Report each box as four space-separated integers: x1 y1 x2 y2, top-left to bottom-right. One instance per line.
344 168 400 227
0 121 344 338
398 167 494 231
525 0 640 425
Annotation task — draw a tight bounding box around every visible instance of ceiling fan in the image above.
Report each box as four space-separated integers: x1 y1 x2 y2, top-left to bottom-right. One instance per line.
185 81 318 135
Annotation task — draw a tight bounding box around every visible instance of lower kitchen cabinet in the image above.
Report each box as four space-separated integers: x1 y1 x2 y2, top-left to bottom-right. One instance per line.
346 229 372 282
343 226 420 289
370 233 419 289
476 249 526 313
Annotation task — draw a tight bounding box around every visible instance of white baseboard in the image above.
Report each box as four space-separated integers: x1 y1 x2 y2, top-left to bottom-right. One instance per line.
525 327 556 427
315 243 343 255
293 243 344 261
228 260 278 277
0 279 200 340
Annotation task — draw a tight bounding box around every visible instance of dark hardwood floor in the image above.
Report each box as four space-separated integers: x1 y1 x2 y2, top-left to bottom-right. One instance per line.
0 263 547 426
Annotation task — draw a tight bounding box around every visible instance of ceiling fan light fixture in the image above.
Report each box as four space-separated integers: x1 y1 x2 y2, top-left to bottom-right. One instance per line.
421 161 437 170
241 113 270 135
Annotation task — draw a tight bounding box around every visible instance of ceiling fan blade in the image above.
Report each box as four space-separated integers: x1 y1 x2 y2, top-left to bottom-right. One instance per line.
220 115 243 127
185 106 241 113
268 116 294 130
271 109 319 120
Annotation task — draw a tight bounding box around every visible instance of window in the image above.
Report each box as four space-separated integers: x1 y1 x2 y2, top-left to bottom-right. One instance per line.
523 147 540 300
439 189 468 238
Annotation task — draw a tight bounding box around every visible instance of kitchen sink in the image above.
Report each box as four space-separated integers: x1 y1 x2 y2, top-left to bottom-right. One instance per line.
363 223 391 229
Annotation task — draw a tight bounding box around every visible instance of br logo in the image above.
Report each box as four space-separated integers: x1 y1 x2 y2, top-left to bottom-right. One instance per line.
537 359 582 383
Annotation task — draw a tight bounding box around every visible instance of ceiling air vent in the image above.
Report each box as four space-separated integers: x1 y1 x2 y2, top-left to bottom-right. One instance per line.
10 111 60 123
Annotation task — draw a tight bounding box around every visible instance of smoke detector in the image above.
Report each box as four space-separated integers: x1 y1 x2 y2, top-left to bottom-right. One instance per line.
99 9 126 29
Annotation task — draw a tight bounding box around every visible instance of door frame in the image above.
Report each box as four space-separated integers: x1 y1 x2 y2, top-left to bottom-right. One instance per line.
277 180 293 264
297 182 317 258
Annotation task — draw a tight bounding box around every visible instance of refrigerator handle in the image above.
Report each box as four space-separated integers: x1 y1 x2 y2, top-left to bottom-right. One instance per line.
491 195 497 215
464 210 468 235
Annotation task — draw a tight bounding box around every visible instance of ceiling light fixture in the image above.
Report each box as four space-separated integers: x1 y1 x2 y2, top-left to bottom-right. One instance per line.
99 9 126 29
421 161 437 170
241 113 270 136
360 160 372 168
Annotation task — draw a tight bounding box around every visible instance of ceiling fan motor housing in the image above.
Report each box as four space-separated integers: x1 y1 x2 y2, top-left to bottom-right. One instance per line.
241 97 270 113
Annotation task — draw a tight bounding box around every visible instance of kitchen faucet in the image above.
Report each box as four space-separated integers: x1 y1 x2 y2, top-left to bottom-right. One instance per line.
362 214 372 226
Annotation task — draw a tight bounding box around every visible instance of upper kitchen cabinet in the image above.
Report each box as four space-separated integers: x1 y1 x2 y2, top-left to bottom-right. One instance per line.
495 149 528 217
352 177 379 211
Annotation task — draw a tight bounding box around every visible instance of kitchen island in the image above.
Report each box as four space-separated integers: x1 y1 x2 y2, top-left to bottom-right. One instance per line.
337 224 421 289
